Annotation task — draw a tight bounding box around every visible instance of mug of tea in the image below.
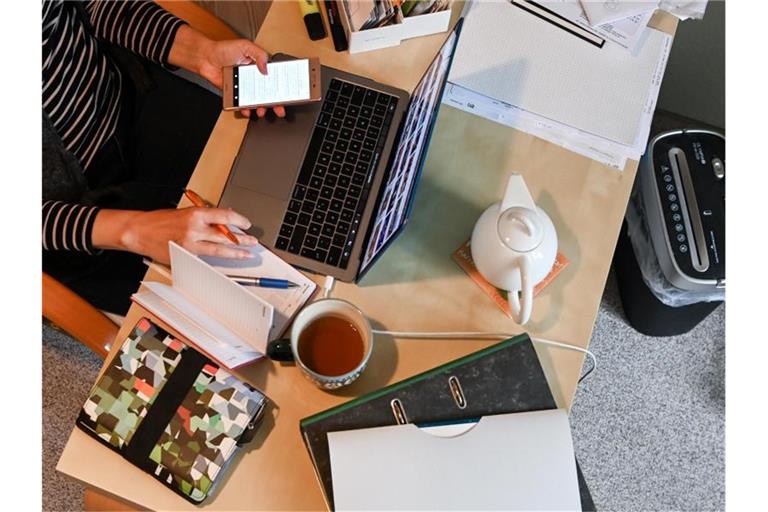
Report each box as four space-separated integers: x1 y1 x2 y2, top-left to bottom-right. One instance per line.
291 298 373 390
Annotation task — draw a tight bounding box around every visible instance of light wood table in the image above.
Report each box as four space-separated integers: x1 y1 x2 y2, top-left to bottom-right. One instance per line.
58 2 678 510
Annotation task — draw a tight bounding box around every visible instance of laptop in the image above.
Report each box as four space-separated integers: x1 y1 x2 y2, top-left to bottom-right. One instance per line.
219 21 463 282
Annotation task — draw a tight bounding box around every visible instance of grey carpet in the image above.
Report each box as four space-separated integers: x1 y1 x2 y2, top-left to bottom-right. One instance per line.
41 271 725 511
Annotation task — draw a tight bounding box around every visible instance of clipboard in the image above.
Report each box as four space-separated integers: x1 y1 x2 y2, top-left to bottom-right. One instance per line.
299 334 595 510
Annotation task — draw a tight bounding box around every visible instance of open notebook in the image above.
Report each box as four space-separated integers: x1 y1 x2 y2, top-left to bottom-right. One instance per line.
133 242 316 369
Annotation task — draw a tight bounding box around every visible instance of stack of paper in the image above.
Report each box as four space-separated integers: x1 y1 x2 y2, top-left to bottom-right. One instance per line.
443 0 673 169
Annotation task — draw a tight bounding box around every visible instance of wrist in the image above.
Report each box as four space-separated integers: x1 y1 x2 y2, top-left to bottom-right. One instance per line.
91 209 143 252
168 25 215 78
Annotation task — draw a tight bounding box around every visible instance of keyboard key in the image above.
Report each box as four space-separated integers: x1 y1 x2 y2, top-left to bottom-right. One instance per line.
353 129 366 141
306 188 319 202
301 247 326 262
330 118 342 131
370 115 383 128
343 117 356 129
322 141 335 153
338 176 351 188
332 151 345 164
284 212 298 225
340 249 351 268
363 138 376 151
288 200 302 213
317 198 330 210
288 226 306 253
329 79 341 91
327 90 338 102
320 186 333 199
324 174 337 187
309 223 322 236
337 96 349 108
297 127 326 185
374 103 386 116
342 164 355 176
318 236 331 249
312 211 325 224
326 129 338 142
348 105 360 117
333 107 346 119
302 201 315 213
333 234 346 246
322 101 334 113
364 90 377 106
340 81 353 96
341 128 353 139
352 172 366 186
377 94 390 105
359 150 372 163
331 199 343 211
318 113 331 127
336 139 349 152
356 118 369 130
318 153 331 166
329 163 341 175
356 162 369 174
337 221 350 234
292 185 307 200
275 236 289 250
279 225 294 238
298 213 311 226
361 106 373 117
327 246 341 266
315 165 327 178
322 224 335 237
333 187 346 200
345 152 357 164
351 86 365 105
304 235 318 248
350 140 362 153
327 211 339 224
344 197 357 210
367 127 380 141
349 185 362 197
341 209 354 222
310 176 323 189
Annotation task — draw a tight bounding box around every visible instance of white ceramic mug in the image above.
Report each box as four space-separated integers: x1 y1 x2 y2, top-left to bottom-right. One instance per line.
290 298 374 390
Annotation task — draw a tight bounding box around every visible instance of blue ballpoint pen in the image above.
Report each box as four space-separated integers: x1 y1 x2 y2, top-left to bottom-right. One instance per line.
230 276 299 289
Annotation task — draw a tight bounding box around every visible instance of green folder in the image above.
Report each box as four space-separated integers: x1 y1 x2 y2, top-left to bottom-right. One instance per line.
299 334 595 510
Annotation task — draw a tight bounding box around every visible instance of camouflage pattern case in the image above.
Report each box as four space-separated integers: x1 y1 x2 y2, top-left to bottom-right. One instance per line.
76 318 268 504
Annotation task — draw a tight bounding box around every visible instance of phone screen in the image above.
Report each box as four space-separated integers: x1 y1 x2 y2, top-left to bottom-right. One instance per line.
234 59 310 107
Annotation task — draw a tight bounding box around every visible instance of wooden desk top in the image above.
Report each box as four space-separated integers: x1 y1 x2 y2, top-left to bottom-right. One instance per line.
58 2 677 510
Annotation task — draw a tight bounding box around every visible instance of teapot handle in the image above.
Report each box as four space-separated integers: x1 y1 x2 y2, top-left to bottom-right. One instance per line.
507 254 533 325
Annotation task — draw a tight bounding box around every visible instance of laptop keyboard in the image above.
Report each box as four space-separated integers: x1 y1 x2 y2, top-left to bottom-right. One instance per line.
275 78 398 269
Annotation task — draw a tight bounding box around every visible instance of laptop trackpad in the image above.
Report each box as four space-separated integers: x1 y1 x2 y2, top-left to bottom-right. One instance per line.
231 106 319 200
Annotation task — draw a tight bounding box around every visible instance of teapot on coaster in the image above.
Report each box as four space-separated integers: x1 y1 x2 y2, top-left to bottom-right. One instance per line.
470 173 558 325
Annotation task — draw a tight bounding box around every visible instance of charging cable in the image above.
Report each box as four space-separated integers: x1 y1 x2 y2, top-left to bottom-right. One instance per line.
319 275 597 382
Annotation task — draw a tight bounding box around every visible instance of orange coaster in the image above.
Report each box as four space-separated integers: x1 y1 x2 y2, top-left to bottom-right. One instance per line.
452 239 570 318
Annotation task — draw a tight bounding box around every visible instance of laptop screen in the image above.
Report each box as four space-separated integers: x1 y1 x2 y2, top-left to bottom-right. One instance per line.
359 24 461 274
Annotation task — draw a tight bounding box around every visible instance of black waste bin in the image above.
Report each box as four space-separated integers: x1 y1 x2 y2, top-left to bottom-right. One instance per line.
614 128 724 337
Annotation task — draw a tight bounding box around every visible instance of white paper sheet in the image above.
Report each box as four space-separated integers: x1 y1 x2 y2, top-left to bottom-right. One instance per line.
328 410 581 511
449 1 671 146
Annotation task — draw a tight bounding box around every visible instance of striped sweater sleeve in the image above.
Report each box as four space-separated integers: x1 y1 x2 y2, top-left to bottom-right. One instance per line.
84 0 186 67
42 201 101 254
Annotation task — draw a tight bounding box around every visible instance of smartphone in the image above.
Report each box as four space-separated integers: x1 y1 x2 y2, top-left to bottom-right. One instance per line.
222 58 321 110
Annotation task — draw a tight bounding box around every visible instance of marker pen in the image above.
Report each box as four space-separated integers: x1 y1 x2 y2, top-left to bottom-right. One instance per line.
299 0 327 41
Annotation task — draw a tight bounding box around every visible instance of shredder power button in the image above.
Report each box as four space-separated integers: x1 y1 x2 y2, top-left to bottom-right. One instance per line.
712 158 725 179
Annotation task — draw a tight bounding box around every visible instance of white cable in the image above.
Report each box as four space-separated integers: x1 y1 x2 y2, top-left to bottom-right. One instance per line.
371 329 597 381
322 275 336 299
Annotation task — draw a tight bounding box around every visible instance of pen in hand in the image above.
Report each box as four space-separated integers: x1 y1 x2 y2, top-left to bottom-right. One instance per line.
184 188 241 245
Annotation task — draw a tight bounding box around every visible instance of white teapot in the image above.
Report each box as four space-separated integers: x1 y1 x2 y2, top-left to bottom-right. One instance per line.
470 173 558 325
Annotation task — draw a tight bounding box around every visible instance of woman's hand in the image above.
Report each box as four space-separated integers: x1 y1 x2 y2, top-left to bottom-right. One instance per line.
168 25 285 119
92 208 259 265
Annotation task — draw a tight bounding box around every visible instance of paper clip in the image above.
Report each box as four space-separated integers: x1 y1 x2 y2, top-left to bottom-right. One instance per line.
448 376 467 409
390 398 408 425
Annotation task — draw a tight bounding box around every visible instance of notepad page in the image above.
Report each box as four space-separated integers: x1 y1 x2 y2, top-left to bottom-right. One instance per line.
449 1 671 146
201 240 317 340
133 284 262 368
169 242 274 352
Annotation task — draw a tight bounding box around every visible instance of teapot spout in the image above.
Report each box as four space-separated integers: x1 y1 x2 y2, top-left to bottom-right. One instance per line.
500 173 537 213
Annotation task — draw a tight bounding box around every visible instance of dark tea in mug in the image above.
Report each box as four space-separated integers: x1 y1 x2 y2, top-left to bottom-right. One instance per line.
297 315 365 376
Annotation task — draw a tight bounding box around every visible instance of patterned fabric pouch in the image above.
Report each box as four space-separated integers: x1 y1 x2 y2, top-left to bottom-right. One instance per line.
77 318 267 504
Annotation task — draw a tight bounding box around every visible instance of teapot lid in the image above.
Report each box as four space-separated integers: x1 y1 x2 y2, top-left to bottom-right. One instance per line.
497 206 544 253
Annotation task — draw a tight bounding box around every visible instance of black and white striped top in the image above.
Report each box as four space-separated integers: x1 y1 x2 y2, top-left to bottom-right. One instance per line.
42 0 185 253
